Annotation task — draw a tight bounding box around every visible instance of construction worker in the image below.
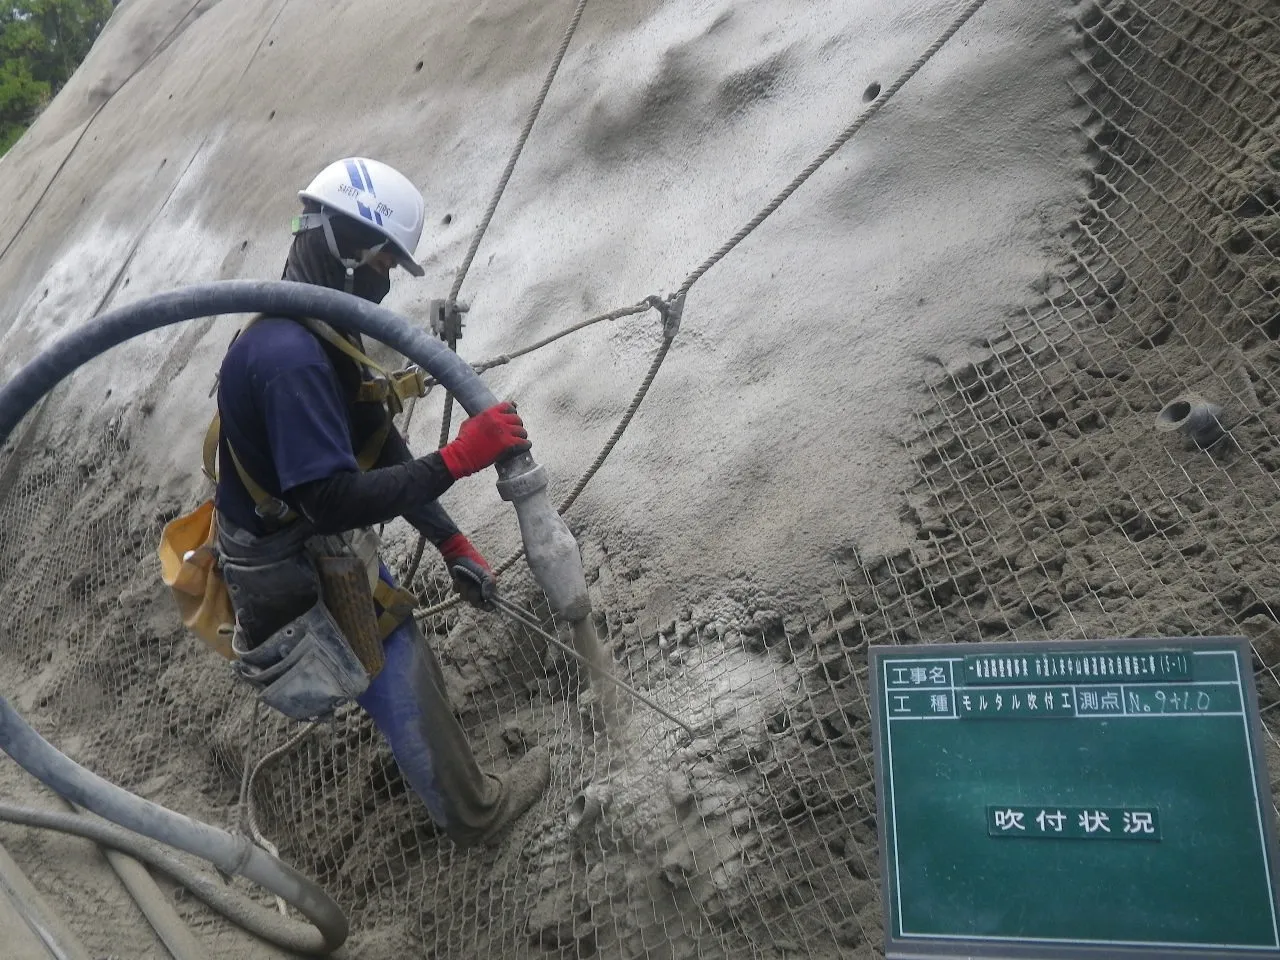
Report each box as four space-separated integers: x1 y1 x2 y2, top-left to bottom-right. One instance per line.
213 157 549 846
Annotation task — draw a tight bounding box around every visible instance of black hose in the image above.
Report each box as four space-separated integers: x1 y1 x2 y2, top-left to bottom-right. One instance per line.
0 280 498 442
0 280 515 955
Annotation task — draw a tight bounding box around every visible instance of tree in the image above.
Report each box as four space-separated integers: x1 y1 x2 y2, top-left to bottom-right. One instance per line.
0 57 46 152
0 0 113 154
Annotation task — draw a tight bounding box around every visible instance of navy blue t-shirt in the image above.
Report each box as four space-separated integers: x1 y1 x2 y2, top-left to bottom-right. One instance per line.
214 316 457 541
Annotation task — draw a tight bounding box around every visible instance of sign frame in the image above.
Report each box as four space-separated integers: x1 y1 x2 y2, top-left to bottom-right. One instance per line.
869 635 1280 960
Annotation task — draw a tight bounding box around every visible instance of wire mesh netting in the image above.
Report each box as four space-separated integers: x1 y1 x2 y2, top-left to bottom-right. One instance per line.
0 0 1276 956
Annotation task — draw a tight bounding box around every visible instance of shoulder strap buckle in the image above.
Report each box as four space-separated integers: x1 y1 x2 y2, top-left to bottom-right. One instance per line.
356 378 391 404
253 497 298 525
391 366 427 401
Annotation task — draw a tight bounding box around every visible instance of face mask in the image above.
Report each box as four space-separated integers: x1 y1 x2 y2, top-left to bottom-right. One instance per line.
350 264 392 304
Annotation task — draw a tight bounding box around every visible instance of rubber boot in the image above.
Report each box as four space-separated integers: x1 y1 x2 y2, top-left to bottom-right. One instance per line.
358 611 551 846
476 744 551 846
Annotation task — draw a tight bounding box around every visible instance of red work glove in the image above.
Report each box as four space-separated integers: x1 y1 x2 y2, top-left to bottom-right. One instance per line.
439 534 497 610
438 401 530 480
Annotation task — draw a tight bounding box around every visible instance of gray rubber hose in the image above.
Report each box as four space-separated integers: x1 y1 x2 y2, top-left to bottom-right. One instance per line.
0 280 512 955
59 796 208 960
0 803 336 956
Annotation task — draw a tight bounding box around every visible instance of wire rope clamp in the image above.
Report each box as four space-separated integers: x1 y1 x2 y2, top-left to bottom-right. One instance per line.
646 292 685 339
428 299 469 343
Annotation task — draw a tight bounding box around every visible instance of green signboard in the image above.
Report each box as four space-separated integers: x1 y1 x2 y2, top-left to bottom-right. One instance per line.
869 637 1280 959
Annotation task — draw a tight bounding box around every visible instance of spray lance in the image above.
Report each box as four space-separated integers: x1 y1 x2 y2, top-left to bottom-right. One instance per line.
425 298 586 614
427 299 691 734
450 561 695 737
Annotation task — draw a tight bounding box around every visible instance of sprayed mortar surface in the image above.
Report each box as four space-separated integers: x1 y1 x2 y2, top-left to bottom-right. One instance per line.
0 0 1092 954
0 0 1082 618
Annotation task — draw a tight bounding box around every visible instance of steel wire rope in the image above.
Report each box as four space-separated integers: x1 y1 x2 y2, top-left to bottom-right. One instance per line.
410 0 994 616
418 299 655 386
401 0 593 586
675 0 993 300
434 0 593 445
446 0 593 311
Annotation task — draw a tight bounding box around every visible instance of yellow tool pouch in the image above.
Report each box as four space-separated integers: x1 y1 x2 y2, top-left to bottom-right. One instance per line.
157 499 236 660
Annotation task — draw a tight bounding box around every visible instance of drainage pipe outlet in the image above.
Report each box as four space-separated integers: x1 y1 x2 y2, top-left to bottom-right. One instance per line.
1155 396 1225 448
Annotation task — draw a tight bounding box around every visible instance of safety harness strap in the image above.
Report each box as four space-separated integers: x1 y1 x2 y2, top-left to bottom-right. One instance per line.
356 410 393 473
203 315 427 638
206 408 391 517
298 318 428 416
226 435 299 525
202 413 221 483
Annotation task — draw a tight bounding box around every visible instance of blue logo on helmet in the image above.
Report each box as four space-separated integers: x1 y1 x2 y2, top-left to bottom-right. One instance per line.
344 159 384 227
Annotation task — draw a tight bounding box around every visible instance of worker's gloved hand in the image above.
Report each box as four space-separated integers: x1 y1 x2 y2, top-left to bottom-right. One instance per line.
438 401 530 479
439 533 498 610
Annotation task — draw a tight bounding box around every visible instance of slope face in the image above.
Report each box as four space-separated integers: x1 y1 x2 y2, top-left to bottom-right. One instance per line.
0 0 1081 615
0 0 1088 957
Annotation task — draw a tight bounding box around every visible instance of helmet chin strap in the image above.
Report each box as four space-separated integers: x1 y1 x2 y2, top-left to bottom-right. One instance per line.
293 211 388 295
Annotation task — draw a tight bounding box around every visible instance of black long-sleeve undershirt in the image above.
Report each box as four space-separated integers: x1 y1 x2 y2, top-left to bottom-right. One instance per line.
288 334 464 545
369 424 462 544
291 447 456 537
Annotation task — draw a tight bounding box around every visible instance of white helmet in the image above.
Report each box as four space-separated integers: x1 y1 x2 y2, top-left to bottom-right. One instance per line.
296 158 426 277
